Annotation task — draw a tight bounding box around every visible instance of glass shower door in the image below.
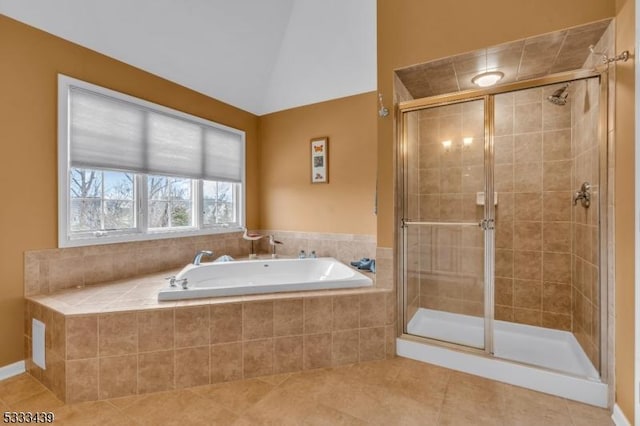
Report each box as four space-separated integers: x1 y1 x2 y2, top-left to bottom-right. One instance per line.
402 98 490 350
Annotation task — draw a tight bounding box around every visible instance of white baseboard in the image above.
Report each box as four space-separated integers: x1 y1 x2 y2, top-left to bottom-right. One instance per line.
0 361 25 381
612 404 631 426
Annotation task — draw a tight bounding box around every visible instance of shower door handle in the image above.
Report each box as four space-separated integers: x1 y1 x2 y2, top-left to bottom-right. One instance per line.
401 219 482 227
478 219 495 230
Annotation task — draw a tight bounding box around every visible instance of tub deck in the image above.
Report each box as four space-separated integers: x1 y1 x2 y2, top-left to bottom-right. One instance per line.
27 264 381 316
159 257 374 301
24 262 394 404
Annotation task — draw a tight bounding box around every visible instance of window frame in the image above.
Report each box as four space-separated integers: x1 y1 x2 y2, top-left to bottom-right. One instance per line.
68 168 139 237
58 74 246 248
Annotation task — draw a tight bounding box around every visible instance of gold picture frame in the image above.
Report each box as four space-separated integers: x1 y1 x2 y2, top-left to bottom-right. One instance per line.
310 137 329 183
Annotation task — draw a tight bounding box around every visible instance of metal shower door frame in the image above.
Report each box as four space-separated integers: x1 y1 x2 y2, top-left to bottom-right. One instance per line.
396 68 607 370
397 94 494 354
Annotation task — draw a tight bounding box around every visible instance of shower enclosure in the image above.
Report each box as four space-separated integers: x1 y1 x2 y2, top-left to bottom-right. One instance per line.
396 69 609 404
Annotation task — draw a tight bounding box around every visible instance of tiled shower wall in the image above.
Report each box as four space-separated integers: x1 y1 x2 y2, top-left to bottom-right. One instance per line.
570 20 613 372
413 101 486 317
492 86 574 330
408 80 605 339
408 85 585 331
571 78 601 366
400 21 613 387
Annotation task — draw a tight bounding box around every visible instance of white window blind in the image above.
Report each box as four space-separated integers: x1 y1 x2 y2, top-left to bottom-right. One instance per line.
69 87 244 182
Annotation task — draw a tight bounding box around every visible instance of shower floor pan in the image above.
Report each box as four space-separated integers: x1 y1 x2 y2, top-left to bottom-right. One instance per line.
400 308 607 407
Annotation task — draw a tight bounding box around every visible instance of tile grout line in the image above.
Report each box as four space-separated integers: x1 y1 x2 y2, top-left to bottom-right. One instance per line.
434 366 453 425
241 303 245 381
135 311 140 398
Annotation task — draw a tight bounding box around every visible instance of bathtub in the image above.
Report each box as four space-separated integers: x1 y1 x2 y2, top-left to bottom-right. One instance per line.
157 257 373 301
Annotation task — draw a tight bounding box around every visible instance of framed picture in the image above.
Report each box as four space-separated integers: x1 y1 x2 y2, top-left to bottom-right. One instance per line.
310 137 329 183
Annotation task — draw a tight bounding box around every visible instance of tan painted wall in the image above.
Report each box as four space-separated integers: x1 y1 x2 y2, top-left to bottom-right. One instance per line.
0 15 260 366
377 0 615 248
378 0 640 415
2 8 632 413
614 0 635 420
258 93 377 235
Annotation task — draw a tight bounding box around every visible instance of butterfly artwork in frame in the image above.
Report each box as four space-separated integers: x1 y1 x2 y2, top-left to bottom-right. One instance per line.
310 137 329 184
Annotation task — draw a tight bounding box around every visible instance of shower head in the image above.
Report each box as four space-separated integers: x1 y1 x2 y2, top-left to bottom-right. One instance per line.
546 84 570 106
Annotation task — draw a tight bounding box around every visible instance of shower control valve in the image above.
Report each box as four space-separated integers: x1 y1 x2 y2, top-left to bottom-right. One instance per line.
573 182 591 208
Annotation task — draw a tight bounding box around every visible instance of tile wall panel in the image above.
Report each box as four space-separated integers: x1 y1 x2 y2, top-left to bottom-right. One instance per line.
25 287 395 402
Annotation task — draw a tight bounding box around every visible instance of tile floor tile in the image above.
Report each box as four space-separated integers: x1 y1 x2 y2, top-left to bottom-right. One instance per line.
105 393 141 410
0 374 48 405
387 361 450 410
0 359 613 425
566 399 615 426
52 400 136 426
8 390 64 412
257 373 292 386
239 384 319 425
438 372 507 425
119 389 237 425
301 404 367 425
319 379 441 425
437 406 505 426
192 379 275 414
501 384 573 425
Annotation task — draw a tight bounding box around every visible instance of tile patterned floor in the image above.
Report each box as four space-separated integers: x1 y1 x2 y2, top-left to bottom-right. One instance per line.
0 357 613 425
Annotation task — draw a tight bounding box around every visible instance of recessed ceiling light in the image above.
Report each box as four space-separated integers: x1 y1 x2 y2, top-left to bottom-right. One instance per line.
471 71 504 87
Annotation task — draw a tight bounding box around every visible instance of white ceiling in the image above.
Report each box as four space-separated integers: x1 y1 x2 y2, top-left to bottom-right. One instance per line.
0 0 377 115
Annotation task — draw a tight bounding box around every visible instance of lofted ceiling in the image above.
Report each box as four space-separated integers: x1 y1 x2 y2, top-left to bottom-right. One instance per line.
0 0 377 115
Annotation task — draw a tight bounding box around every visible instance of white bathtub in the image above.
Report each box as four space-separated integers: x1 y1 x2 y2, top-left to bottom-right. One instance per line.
158 257 373 301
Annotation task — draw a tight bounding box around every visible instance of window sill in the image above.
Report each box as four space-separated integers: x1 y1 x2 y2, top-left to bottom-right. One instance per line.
59 226 244 248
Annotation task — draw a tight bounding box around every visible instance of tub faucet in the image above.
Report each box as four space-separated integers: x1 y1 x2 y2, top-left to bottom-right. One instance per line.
166 276 188 290
269 235 283 258
193 250 213 265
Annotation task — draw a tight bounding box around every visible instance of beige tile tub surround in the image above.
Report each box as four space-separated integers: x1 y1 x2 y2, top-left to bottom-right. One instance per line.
25 230 378 296
24 226 390 402
255 230 377 266
24 264 395 403
24 232 252 296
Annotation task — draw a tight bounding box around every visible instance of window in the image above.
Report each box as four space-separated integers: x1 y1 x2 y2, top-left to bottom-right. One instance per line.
203 180 236 226
70 168 135 234
147 175 194 229
58 75 245 247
